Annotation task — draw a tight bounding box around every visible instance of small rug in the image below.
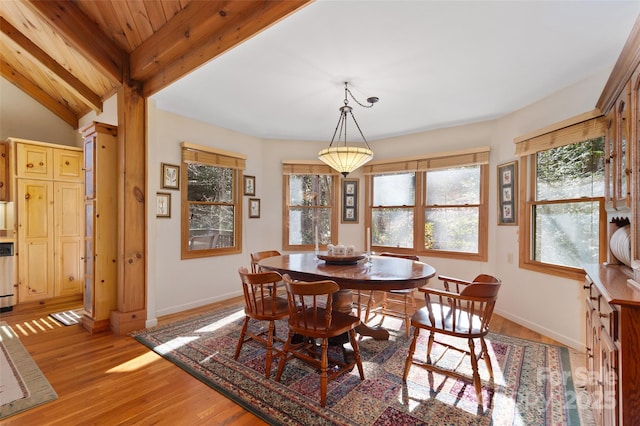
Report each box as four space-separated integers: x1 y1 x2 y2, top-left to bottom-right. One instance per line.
49 309 82 326
0 322 58 419
132 306 585 425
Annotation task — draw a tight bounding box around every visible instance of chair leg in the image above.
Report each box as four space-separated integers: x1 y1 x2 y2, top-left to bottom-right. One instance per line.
275 330 294 382
403 327 419 381
348 330 365 380
364 291 375 322
320 338 329 407
234 316 250 360
264 320 275 379
480 336 494 381
468 338 483 407
426 331 435 363
403 293 411 338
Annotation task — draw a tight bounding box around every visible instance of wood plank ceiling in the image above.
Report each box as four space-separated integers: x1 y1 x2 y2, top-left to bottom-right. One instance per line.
0 0 311 128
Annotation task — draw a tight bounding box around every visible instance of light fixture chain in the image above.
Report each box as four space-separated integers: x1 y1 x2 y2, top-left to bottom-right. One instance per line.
346 87 375 108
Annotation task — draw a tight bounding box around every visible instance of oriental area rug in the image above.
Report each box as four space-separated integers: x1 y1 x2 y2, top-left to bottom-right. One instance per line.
132 305 589 425
0 322 58 420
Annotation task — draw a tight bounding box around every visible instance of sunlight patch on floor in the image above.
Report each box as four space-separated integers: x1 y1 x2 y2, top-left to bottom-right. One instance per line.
107 351 160 373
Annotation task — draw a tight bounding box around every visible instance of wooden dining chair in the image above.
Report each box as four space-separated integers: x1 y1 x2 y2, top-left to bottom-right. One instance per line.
276 274 365 407
364 252 420 337
403 274 501 407
250 250 282 273
235 267 289 379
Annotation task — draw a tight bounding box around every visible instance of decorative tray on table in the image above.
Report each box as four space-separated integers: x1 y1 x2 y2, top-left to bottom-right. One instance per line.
317 253 366 265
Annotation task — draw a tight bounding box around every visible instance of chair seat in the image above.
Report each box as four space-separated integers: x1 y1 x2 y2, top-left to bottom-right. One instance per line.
411 304 486 337
245 296 289 321
289 308 361 338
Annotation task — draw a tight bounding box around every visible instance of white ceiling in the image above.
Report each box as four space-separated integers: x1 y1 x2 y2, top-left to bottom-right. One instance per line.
152 0 640 143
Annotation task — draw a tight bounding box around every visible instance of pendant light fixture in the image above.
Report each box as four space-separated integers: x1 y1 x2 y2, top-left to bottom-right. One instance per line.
318 82 378 177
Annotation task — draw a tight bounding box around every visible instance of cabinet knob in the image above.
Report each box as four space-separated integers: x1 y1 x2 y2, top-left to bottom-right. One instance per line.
599 313 608 318
590 296 597 301
65 161 70 166
25 193 30 200
39 162 44 166
26 163 34 168
68 276 75 282
0 182 3 188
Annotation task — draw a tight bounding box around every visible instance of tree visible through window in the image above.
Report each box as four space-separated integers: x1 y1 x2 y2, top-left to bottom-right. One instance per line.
532 137 605 268
181 143 244 258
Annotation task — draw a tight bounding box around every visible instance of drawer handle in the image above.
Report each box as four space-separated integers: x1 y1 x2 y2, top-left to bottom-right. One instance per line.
26 163 34 168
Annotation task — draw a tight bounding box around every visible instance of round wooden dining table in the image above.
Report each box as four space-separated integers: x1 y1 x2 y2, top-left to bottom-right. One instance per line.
258 252 436 340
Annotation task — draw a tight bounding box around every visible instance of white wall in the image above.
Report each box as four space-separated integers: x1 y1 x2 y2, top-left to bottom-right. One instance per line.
0 78 77 145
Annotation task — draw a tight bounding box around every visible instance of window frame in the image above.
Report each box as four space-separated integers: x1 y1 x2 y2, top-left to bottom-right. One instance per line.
282 161 339 251
364 147 490 260
515 112 608 279
180 142 245 259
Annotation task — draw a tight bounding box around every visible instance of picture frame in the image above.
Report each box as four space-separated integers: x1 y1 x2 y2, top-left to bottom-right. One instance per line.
244 175 256 196
249 198 260 218
156 192 171 218
497 161 518 225
161 163 180 190
342 179 359 223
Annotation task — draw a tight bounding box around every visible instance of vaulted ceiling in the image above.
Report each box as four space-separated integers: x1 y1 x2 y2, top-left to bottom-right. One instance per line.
0 0 311 128
2 1 640 142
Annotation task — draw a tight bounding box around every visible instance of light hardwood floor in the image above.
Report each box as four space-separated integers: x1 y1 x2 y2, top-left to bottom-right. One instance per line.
0 297 565 425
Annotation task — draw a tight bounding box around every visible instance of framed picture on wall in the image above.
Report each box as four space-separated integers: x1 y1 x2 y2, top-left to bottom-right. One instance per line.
244 175 256 196
249 198 260 218
497 161 517 225
156 192 171 218
161 163 180 190
342 179 359 223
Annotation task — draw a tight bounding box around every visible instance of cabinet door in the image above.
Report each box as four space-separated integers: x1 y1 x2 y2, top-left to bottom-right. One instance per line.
16 143 53 179
84 201 94 315
600 330 618 426
17 179 54 301
54 149 83 182
0 142 7 201
83 136 95 200
55 182 84 296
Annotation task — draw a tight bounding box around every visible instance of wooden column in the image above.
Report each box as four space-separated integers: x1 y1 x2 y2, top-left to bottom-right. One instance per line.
110 80 146 334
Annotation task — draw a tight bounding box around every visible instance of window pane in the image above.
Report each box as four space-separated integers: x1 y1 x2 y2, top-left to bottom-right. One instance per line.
424 207 479 252
187 164 233 203
426 166 480 205
533 201 600 268
372 208 413 248
288 207 331 245
289 175 333 206
188 204 235 250
373 173 415 206
536 137 605 200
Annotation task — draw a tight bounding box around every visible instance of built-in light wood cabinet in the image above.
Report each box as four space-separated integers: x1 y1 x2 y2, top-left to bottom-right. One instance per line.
0 142 8 201
11 139 84 302
80 122 118 334
591 16 640 426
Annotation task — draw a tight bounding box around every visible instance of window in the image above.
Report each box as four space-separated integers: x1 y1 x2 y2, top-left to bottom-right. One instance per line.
516 113 607 278
181 143 245 259
283 162 339 250
365 147 489 259
424 165 483 254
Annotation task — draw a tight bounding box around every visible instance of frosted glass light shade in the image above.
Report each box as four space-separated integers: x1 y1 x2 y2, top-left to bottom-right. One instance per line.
318 146 373 177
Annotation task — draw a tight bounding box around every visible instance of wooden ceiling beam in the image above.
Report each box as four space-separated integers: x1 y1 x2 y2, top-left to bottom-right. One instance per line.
1 58 78 128
132 0 312 97
0 17 102 113
24 0 125 85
